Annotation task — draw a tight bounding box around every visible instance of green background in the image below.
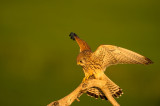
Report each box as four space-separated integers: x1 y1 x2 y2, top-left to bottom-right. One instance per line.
0 0 159 106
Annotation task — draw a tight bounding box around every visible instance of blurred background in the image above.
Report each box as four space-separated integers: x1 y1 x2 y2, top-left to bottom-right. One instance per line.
0 0 160 106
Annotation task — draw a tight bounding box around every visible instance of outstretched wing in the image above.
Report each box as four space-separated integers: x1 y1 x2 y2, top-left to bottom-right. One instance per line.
86 75 123 100
92 45 153 70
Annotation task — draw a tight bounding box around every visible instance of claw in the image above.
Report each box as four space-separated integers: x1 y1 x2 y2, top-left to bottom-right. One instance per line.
82 72 94 83
82 76 89 83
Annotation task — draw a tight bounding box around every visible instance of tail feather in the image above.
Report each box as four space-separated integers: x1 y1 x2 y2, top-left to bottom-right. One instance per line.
69 32 91 52
69 32 78 41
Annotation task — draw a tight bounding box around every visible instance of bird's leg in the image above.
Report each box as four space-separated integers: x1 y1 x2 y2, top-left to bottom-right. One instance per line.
93 70 104 80
82 76 90 83
82 71 95 83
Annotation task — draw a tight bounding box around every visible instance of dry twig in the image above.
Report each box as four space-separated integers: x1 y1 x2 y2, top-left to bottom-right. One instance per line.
47 74 120 106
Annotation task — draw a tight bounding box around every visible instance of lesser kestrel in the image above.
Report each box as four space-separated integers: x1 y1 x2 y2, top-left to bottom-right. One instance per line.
69 32 153 100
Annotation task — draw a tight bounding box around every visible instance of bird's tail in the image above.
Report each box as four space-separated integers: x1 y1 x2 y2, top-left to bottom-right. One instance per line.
86 76 123 100
69 32 91 52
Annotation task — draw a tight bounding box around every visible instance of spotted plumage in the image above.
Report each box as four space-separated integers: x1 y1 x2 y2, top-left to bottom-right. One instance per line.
69 32 153 100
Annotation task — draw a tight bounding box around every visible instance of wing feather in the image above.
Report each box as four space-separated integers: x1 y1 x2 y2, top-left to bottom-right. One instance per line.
92 45 153 69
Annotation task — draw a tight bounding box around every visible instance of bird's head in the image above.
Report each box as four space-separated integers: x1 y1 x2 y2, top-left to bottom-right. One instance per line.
69 32 92 66
76 50 92 66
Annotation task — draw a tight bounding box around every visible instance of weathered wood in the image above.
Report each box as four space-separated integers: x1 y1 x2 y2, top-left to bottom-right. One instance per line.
47 74 120 106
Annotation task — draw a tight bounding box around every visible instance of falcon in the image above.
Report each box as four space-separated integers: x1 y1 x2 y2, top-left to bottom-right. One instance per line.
69 32 153 100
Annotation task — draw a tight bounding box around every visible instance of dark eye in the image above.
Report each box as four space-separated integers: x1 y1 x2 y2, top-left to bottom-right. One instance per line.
80 60 83 63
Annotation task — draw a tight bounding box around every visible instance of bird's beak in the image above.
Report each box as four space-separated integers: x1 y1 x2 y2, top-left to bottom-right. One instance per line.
77 62 80 65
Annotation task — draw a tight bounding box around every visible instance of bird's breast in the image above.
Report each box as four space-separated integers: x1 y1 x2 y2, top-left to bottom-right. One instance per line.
82 63 102 78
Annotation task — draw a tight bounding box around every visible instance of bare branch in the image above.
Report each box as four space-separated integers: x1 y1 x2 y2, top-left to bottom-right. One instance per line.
47 75 120 106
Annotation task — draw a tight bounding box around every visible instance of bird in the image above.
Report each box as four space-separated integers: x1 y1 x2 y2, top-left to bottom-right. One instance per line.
69 32 153 100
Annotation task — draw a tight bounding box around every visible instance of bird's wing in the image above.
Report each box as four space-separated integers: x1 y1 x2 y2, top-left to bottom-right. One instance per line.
86 76 123 100
92 45 153 70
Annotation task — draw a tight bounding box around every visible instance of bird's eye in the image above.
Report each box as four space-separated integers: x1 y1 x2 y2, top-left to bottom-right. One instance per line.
80 60 83 63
